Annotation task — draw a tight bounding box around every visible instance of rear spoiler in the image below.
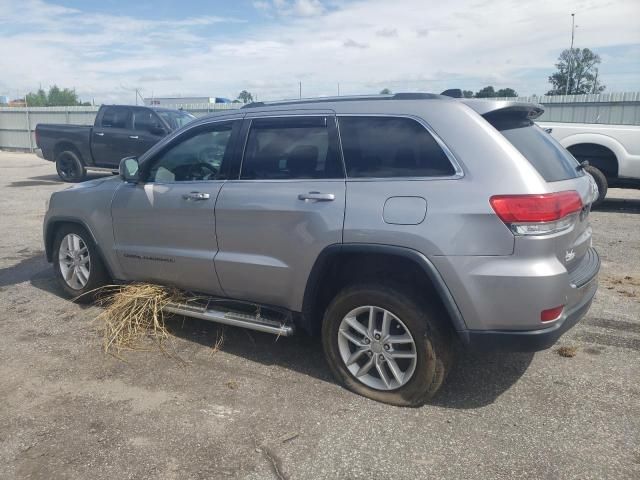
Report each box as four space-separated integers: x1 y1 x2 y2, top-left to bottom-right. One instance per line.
461 99 544 120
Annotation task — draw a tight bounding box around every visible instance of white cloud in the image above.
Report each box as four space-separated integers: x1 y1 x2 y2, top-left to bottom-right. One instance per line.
0 0 638 102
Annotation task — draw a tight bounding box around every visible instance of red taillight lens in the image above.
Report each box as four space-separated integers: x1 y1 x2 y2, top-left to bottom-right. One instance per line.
541 305 564 322
490 191 583 223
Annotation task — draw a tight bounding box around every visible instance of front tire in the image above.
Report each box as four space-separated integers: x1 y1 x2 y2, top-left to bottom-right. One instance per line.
53 225 109 303
56 150 86 182
322 284 453 407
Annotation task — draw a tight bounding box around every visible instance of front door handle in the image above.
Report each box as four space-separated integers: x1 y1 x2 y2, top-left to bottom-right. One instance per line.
298 192 335 202
129 135 139 139
182 192 210 201
95 132 104 136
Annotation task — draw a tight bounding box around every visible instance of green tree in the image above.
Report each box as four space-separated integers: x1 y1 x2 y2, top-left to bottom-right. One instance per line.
547 48 605 95
379 88 392 94
25 85 86 106
237 90 254 104
495 88 518 97
474 86 496 98
462 90 474 98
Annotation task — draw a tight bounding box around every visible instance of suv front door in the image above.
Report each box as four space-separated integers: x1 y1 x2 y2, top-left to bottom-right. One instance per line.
111 119 241 294
214 114 346 311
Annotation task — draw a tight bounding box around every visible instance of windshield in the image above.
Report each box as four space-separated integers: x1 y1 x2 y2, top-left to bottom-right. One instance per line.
158 111 196 130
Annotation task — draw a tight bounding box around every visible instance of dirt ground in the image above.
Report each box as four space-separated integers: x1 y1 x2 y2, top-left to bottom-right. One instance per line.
1 151 639 480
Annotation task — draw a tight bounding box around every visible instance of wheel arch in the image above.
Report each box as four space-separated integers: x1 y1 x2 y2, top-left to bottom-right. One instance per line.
53 141 84 163
300 244 467 340
44 218 114 279
560 134 623 178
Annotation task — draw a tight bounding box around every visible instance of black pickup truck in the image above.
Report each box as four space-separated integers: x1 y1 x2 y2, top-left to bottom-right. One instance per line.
36 105 195 181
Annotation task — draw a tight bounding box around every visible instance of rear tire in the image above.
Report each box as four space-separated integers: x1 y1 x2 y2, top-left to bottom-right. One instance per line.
56 150 86 183
53 224 109 303
321 283 453 407
584 165 607 206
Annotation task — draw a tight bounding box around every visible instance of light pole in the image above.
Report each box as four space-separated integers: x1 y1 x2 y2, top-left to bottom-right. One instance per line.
565 13 576 96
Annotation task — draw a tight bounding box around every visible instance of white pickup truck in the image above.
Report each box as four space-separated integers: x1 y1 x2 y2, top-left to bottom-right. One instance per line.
538 122 640 205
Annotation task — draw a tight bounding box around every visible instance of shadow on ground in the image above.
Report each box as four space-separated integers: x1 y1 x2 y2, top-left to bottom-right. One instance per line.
593 195 640 214
10 253 532 409
167 315 532 409
8 172 111 187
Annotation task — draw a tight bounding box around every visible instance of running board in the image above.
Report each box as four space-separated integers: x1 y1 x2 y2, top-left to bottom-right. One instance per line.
164 302 295 336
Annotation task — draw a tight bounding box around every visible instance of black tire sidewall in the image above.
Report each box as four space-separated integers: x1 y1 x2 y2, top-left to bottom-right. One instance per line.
321 284 448 407
56 150 86 183
584 165 607 206
52 225 108 302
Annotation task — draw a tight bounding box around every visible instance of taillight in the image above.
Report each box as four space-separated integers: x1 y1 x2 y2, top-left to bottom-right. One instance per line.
490 191 583 236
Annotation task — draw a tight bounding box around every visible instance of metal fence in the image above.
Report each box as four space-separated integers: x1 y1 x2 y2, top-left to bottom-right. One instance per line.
0 103 240 152
1 93 639 152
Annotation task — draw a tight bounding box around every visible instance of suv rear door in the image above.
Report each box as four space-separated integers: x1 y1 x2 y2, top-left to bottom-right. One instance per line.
214 113 346 311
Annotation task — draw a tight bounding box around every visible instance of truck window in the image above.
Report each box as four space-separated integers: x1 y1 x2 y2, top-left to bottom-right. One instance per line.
101 107 131 129
133 109 162 133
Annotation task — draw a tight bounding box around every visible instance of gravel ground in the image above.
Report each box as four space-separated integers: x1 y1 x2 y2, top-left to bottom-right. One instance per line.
0 151 639 480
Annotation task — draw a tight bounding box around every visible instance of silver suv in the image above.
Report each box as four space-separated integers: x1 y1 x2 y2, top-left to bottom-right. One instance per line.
43 93 600 406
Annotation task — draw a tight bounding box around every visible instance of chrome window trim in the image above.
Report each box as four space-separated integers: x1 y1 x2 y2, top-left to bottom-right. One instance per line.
336 113 465 181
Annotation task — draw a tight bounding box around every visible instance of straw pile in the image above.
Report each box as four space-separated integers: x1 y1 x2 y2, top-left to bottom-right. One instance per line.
95 283 185 357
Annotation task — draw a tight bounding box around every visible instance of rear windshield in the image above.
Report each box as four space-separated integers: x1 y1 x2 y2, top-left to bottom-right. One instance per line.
488 117 580 182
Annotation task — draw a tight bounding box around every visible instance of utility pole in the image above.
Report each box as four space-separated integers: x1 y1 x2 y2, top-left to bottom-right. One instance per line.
299 81 302 99
565 13 576 96
337 83 340 96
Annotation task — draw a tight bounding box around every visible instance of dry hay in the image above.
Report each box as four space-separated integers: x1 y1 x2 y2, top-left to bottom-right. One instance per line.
556 345 578 358
95 283 186 358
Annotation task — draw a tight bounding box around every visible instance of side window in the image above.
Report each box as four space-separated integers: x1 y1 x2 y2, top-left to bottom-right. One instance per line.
240 117 342 180
100 107 131 129
133 109 162 133
147 123 234 182
338 116 455 178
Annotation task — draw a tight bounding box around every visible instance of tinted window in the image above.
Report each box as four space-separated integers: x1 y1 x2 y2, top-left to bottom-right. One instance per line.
158 110 196 130
101 107 131 129
489 117 580 182
338 117 455 178
133 109 162 133
147 124 233 182
241 117 342 180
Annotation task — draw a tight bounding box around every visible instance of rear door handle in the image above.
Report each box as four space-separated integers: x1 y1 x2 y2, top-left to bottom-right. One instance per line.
298 192 335 202
182 192 210 201
129 135 139 139
95 132 104 136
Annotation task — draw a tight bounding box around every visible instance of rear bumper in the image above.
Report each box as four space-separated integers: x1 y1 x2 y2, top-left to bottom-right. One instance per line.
462 250 599 352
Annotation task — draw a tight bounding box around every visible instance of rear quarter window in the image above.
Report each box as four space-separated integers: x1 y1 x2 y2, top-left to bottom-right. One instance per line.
487 116 581 182
338 116 456 178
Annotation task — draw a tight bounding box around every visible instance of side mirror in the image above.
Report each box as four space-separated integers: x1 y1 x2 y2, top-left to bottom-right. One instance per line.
119 157 139 182
150 126 166 136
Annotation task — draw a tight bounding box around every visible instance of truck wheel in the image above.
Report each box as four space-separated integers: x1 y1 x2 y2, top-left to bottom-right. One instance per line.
584 165 607 206
56 150 86 182
322 283 453 407
53 224 109 303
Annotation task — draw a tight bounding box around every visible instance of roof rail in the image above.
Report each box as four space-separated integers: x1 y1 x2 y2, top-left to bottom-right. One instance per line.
241 92 444 109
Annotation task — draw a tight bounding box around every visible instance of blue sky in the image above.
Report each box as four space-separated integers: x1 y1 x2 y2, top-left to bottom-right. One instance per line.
0 0 638 103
